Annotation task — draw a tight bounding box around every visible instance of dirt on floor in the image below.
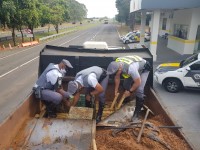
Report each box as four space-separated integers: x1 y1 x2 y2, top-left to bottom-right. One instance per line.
96 115 191 150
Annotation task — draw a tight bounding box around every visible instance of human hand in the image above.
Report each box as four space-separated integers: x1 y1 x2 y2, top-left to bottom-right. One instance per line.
115 90 118 96
124 90 131 98
86 94 91 101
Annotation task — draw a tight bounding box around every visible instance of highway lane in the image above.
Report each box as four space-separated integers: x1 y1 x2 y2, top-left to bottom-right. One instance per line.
0 24 124 123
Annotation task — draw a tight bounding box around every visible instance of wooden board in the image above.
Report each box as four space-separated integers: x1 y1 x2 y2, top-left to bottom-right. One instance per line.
69 107 93 120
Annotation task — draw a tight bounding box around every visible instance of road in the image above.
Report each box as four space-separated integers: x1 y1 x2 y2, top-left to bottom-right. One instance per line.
0 24 124 123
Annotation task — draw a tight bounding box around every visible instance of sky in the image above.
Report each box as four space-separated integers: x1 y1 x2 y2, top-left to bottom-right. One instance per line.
76 0 118 18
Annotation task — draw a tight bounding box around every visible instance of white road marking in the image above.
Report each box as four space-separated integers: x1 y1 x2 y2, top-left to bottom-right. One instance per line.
0 46 39 60
90 30 100 40
115 26 121 38
0 30 95 78
59 31 88 46
0 31 88 60
0 56 39 78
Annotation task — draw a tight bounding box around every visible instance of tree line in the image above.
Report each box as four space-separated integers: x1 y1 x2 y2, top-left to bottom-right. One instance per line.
115 0 150 30
0 0 87 46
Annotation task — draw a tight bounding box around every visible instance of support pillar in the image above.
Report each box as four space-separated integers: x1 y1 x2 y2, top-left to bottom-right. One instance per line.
150 10 160 61
186 9 199 54
140 10 146 45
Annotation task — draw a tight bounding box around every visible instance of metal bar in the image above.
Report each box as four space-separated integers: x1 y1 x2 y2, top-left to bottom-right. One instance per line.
159 126 182 129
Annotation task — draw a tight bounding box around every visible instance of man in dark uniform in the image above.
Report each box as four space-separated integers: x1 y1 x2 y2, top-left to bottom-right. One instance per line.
107 55 151 122
67 66 108 123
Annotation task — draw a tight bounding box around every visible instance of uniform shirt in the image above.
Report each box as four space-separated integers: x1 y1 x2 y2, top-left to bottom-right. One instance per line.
76 73 98 88
128 62 140 80
46 64 63 85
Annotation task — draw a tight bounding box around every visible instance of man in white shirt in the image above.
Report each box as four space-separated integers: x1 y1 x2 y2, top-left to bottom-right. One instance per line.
33 59 73 117
107 56 151 122
67 66 109 123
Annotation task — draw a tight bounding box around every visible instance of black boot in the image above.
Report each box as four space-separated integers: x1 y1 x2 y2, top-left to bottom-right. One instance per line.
44 101 57 118
96 102 105 123
131 97 144 122
123 96 132 104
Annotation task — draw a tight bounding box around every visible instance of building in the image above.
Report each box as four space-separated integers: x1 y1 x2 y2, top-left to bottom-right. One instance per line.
130 0 200 60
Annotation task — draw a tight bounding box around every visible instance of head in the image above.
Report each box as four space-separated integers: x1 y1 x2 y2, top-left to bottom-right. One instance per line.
67 81 80 98
107 61 121 75
59 59 73 72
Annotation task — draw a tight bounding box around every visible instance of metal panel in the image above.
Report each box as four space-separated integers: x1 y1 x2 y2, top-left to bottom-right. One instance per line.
98 101 135 126
13 118 93 150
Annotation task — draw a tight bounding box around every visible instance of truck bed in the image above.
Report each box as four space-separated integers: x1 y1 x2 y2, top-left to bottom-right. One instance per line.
0 45 192 149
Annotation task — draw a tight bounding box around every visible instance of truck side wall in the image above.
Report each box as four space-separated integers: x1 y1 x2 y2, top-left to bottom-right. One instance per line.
0 94 40 149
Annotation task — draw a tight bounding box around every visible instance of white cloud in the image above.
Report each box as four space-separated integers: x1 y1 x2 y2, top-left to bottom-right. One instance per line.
76 0 118 18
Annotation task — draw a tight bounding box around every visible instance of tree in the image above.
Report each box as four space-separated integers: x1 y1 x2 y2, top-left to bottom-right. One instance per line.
0 0 6 28
1 0 18 45
115 0 130 25
20 0 40 41
41 0 69 34
38 3 51 34
68 0 87 23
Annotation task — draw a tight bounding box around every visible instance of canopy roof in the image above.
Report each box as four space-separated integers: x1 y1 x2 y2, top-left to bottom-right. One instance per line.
131 0 200 12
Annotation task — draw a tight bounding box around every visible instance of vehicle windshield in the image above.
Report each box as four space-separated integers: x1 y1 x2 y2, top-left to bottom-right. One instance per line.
125 32 133 37
180 54 198 67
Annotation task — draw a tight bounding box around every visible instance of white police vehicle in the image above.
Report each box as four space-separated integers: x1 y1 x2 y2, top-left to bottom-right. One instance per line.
120 31 138 41
122 32 151 44
154 53 200 92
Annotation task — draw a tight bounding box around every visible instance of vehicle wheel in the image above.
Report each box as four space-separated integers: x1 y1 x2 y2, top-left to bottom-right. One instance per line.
125 40 129 44
163 78 182 93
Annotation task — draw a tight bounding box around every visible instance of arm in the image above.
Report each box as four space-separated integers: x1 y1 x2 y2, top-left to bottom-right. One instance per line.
124 77 141 98
90 83 104 96
57 88 66 97
71 92 80 106
86 83 104 101
130 77 141 92
114 69 122 95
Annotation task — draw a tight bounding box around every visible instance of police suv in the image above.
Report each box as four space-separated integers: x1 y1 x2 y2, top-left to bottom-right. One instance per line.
154 53 200 93
122 32 150 44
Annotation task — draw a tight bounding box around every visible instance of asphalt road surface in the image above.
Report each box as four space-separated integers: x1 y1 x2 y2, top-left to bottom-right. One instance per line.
0 24 126 123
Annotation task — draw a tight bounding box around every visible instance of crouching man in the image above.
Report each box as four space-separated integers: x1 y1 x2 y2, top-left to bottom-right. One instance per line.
67 66 109 123
33 59 73 117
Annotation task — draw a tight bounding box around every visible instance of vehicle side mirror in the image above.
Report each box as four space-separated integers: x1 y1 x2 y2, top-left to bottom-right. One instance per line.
186 66 191 71
180 60 184 67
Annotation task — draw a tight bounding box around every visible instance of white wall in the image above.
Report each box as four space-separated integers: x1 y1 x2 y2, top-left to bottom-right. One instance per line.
167 37 196 54
170 9 193 38
130 0 142 12
167 8 200 54
159 12 171 36
167 37 185 54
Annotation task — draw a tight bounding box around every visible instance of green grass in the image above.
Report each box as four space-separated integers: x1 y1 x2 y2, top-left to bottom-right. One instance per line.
0 22 101 48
